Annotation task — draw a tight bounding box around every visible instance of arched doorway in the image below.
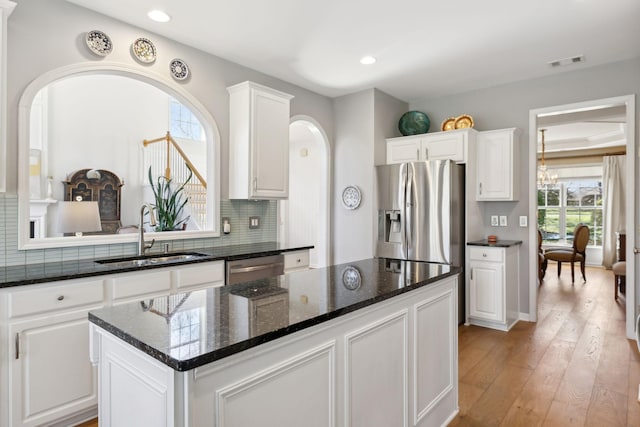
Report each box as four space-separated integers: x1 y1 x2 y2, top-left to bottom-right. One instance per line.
279 116 330 268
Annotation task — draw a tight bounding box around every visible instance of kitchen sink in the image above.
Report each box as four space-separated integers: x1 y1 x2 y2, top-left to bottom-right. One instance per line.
95 252 209 268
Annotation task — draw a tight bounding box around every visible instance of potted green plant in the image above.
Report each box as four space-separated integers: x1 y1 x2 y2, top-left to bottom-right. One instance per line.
148 166 193 231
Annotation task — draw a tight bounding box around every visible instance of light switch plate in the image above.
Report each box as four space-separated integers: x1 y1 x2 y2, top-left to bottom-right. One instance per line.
249 216 260 229
519 216 528 227
491 216 499 226
499 216 507 226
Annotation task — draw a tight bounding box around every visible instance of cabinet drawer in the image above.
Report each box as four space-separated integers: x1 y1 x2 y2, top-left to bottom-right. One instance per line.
111 270 171 301
284 250 310 271
175 261 225 290
9 279 104 318
469 247 503 262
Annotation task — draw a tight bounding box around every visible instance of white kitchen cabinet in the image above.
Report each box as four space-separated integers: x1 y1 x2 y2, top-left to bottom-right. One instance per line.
467 245 519 331
90 274 459 427
475 128 520 201
0 260 226 427
283 249 310 273
228 81 294 200
386 128 477 164
4 278 104 427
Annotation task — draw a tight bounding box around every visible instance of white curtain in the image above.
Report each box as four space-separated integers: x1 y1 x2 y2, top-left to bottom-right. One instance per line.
602 155 626 268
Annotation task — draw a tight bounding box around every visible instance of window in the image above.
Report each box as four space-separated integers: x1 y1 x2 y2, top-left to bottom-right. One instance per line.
538 179 603 246
169 98 204 141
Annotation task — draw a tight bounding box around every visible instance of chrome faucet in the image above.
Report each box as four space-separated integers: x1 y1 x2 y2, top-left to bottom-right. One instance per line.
138 204 157 256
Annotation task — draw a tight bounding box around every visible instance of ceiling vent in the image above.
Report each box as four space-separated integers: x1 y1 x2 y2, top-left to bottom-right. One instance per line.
548 55 585 68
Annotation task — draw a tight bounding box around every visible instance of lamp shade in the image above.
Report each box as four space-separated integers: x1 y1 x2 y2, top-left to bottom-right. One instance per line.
57 201 102 234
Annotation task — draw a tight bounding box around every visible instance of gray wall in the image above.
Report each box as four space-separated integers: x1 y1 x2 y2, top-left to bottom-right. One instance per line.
5 0 334 195
411 57 640 316
330 89 408 265
332 90 375 264
0 0 336 266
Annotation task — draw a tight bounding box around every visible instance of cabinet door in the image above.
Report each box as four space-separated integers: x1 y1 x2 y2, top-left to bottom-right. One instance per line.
251 88 290 199
422 132 466 163
10 310 98 427
476 129 517 201
386 138 421 164
469 260 504 322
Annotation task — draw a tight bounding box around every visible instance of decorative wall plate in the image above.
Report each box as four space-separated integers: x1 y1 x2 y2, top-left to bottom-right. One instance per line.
342 266 362 290
169 58 190 80
341 185 361 210
441 117 456 131
131 38 157 63
85 30 113 56
454 114 474 129
398 110 430 136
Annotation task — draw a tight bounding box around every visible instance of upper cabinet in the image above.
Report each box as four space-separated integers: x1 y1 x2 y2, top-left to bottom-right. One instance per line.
475 128 520 201
228 81 294 200
386 128 477 164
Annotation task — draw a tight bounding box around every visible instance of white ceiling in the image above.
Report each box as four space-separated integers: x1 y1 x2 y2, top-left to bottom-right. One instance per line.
66 0 640 102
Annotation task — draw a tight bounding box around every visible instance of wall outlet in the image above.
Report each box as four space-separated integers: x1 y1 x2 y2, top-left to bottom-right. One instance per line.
491 216 499 226
249 216 260 229
519 216 528 227
499 215 507 226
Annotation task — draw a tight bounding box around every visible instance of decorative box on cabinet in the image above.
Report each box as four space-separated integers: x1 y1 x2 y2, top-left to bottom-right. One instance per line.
386 128 477 164
475 128 520 201
63 169 124 234
467 243 520 331
227 81 294 200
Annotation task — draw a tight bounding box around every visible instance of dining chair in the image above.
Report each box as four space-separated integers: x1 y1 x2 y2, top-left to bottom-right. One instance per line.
543 224 590 283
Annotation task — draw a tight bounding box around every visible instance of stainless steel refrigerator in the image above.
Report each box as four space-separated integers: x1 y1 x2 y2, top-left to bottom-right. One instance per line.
375 160 465 322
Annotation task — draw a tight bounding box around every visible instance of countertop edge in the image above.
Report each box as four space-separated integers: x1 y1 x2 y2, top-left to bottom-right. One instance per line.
89 266 461 371
466 240 523 248
0 244 314 288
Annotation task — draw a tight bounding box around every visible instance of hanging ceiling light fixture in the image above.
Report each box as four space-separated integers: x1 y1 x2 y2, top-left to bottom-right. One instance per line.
537 128 558 188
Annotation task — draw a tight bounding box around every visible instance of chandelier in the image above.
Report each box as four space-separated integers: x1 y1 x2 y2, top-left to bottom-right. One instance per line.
537 128 557 188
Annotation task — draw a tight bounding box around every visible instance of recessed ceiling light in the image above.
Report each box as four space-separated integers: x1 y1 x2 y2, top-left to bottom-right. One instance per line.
147 10 171 23
360 56 376 65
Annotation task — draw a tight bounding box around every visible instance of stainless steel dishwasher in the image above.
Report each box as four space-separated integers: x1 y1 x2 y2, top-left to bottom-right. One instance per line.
226 254 285 285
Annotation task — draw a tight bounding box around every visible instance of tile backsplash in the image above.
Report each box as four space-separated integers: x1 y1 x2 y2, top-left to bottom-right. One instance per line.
0 194 277 267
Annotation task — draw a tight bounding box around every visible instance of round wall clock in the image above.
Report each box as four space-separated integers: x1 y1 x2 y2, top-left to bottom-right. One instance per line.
341 185 361 210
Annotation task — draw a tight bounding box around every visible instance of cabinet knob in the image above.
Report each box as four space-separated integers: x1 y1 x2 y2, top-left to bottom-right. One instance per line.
296 258 301 263
482 253 487 257
57 295 65 301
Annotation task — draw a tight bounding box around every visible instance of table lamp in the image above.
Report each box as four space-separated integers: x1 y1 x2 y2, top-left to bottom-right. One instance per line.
57 197 102 236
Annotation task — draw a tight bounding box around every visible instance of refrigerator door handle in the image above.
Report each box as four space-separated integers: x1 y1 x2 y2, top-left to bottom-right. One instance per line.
400 163 408 256
405 164 413 254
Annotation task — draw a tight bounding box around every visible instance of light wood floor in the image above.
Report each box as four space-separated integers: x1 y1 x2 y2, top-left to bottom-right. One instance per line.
76 420 98 427
450 265 640 427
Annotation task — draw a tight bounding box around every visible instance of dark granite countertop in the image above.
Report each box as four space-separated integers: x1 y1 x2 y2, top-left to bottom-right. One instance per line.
89 258 461 371
0 242 313 288
467 239 523 248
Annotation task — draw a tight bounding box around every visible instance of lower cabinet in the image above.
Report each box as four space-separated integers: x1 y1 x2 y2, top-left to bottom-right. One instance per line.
91 275 459 427
10 310 99 427
0 260 225 427
467 245 519 331
1 277 104 427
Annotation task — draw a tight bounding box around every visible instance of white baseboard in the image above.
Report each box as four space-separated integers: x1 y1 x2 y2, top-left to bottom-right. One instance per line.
518 312 533 322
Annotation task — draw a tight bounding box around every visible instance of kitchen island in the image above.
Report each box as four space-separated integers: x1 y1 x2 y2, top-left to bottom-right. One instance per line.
89 258 461 427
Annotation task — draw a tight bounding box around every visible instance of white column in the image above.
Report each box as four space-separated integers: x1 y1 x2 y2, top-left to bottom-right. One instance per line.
0 1 16 192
